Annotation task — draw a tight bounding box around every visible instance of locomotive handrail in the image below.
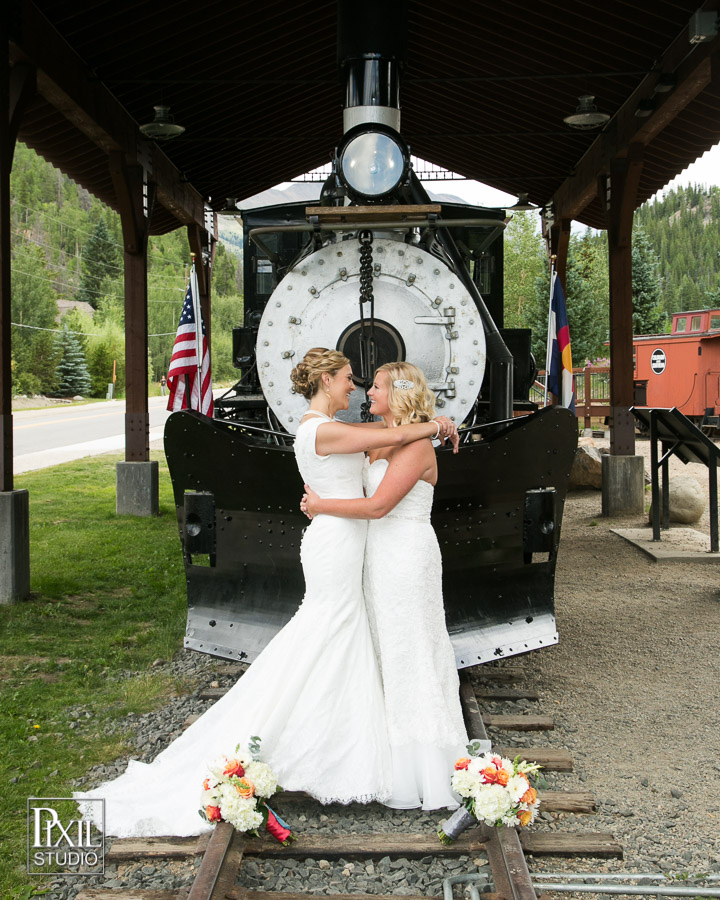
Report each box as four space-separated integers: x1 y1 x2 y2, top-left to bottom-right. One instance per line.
217 418 295 442
248 217 505 261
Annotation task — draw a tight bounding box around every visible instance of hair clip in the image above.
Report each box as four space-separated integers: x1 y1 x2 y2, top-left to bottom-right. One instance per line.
393 379 415 390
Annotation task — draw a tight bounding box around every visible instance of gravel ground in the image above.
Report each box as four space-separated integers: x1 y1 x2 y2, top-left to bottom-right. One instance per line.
45 437 720 897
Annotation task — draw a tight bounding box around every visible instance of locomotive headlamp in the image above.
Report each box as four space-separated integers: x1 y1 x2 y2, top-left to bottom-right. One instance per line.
336 124 410 201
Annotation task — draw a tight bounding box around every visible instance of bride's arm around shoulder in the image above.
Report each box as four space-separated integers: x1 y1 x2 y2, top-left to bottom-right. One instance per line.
304 440 435 520
314 418 439 457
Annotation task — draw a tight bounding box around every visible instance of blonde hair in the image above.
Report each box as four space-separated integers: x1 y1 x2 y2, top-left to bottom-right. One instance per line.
290 347 350 400
376 362 436 426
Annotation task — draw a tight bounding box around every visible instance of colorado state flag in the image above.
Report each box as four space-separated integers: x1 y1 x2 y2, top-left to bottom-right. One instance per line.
546 275 575 412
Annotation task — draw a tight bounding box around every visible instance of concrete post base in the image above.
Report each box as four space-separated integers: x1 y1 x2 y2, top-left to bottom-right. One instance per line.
602 454 645 517
116 461 159 517
0 490 31 604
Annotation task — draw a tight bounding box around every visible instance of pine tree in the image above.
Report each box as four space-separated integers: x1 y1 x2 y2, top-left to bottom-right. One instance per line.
631 227 665 334
77 219 122 308
54 328 92 396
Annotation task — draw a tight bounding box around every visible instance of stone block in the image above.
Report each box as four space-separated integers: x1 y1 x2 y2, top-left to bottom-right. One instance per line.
0 490 31 604
116 461 159 517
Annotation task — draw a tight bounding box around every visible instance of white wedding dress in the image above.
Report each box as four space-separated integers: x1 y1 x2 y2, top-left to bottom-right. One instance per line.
75 412 391 836
363 458 471 810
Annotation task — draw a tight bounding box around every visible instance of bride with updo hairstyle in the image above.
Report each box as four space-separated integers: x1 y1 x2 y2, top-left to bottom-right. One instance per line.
75 348 459 837
302 360 474 811
289 347 349 400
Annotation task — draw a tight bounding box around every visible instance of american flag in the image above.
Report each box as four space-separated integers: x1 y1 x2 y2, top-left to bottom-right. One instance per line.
167 264 213 416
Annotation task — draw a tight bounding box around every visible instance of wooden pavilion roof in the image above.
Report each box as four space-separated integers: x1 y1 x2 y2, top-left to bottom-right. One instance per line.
8 0 720 233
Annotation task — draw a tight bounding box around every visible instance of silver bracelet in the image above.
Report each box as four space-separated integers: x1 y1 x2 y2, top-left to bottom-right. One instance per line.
431 420 441 440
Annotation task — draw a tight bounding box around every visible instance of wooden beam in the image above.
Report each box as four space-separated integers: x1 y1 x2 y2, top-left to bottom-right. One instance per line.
551 24 720 221
8 0 206 231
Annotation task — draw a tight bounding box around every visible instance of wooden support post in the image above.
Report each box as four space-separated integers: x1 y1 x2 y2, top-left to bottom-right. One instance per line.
187 216 217 349
544 216 571 288
603 145 643 456
1 61 36 601
1 62 37 492
110 151 155 462
0 66 13 494
110 149 159 515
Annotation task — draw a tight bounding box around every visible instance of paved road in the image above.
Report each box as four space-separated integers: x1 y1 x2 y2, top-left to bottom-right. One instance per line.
13 397 175 473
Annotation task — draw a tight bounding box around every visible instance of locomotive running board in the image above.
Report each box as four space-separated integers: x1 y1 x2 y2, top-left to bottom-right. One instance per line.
164 406 578 668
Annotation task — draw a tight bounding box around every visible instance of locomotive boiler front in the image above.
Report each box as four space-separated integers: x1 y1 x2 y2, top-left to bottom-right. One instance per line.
257 238 486 431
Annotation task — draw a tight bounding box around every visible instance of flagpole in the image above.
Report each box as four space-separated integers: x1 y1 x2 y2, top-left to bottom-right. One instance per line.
544 259 556 407
190 253 202 411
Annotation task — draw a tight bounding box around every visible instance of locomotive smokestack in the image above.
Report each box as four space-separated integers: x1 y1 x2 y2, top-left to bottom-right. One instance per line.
338 0 408 133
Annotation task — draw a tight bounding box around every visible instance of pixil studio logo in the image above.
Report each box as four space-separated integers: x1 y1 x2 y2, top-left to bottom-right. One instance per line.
27 797 104 876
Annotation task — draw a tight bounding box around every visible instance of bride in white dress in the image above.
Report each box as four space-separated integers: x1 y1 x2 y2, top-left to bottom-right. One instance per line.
302 362 474 810
75 349 455 836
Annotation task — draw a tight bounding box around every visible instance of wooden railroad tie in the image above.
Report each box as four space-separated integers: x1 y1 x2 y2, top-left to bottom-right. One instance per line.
476 687 539 701
482 713 554 731
269 789 593 813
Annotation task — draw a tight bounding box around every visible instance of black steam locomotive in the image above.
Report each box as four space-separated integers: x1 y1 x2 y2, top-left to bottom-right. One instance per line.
163 4 578 669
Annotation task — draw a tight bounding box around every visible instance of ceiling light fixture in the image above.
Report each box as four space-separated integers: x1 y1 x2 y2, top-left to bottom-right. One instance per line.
507 193 538 212
653 73 676 94
139 105 186 141
635 99 655 118
563 95 611 130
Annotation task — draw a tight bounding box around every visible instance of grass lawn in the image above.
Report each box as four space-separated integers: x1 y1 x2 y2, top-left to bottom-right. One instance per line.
0 450 192 897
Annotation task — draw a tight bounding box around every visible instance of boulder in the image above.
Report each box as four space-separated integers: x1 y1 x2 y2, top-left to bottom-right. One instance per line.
569 444 603 490
648 476 705 524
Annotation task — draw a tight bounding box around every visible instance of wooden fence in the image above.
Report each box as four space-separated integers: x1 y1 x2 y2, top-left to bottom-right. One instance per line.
531 367 611 428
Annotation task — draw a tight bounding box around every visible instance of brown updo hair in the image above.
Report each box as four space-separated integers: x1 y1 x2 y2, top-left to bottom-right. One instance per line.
290 348 350 400
376 361 436 426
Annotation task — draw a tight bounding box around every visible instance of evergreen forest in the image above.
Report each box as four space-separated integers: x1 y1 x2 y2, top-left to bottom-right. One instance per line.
7 142 720 397
504 183 720 367
9 143 243 398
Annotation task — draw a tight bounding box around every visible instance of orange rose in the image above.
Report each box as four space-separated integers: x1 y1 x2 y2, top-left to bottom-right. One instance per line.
491 756 503 767
206 805 222 822
520 787 538 805
223 758 245 778
482 766 498 784
454 757 471 771
235 778 255 799
517 809 532 827
203 777 212 791
495 769 510 786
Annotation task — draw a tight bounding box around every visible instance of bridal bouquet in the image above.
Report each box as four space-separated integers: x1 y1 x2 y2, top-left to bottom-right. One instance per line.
199 737 293 843
438 749 541 844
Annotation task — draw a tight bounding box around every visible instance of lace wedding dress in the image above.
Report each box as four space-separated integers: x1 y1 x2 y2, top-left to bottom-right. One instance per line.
75 412 391 836
363 458 475 810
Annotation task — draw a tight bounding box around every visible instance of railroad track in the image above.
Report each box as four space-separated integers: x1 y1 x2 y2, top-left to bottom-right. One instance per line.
74 664 622 900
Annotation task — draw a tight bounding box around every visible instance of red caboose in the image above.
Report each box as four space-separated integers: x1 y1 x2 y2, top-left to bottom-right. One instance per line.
633 309 720 426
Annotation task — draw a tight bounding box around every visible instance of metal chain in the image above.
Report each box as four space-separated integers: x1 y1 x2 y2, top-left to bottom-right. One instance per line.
358 230 376 421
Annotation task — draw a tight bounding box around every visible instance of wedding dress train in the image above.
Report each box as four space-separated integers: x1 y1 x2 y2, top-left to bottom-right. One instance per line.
75 413 391 836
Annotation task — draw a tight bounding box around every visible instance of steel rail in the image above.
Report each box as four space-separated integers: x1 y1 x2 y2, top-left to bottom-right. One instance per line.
458 671 539 900
185 820 245 900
